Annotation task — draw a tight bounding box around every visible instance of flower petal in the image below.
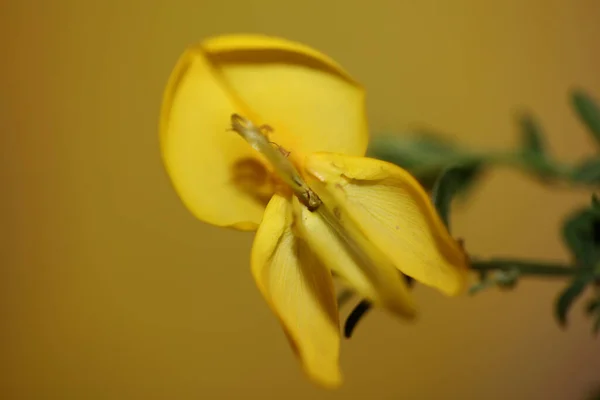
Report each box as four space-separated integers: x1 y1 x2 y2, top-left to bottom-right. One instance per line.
160 42 275 230
251 194 342 388
203 34 369 159
160 34 368 230
303 153 470 296
292 197 417 319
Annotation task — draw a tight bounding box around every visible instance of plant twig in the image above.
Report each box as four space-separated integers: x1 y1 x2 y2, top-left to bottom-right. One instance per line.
470 259 596 277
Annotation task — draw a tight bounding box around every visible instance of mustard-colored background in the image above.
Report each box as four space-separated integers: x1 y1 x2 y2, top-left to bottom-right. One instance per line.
3 0 600 399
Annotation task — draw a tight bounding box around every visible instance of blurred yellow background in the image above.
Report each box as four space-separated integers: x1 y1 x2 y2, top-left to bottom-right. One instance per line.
2 0 600 399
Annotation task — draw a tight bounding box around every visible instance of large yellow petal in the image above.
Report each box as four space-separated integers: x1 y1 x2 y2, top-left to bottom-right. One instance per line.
292 197 417 319
202 34 369 160
303 153 470 297
160 34 368 230
251 194 342 388
160 42 270 230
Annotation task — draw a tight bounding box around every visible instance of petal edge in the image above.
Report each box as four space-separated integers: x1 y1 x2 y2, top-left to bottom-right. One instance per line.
251 194 342 388
304 152 470 296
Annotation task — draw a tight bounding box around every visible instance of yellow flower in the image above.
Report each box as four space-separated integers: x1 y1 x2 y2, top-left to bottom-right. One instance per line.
160 34 469 388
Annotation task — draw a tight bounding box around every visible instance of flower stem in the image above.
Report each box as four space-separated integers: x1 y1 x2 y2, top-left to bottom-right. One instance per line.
470 258 596 277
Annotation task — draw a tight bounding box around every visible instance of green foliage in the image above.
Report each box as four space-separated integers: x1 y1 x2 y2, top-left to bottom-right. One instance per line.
587 297 600 314
518 113 546 156
367 131 483 192
557 195 600 330
555 273 595 327
562 206 600 267
345 88 600 338
570 158 600 185
431 163 483 232
516 113 558 179
571 88 600 145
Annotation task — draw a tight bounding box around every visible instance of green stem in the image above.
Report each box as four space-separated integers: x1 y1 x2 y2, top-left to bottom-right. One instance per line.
477 151 573 180
470 258 595 277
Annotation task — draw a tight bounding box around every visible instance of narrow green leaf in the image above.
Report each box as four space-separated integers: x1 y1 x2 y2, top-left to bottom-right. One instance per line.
368 133 471 189
431 163 482 232
518 113 546 155
555 274 594 326
515 112 560 178
369 133 487 192
561 208 600 267
367 133 459 170
571 89 600 144
570 158 600 185
586 297 600 314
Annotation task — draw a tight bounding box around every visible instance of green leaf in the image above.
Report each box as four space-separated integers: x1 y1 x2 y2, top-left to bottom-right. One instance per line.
368 133 477 190
570 158 600 185
555 274 594 327
367 133 459 169
518 113 546 156
562 207 600 267
431 163 482 232
514 112 561 178
586 297 600 314
571 88 600 144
